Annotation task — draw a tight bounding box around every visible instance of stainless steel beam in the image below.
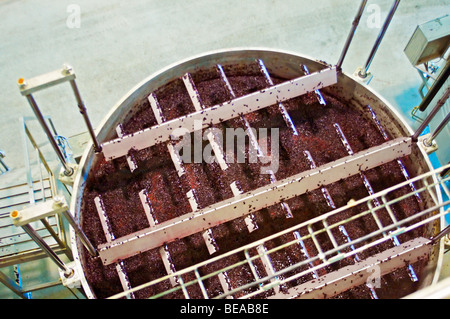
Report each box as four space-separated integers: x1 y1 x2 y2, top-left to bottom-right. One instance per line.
100 67 338 161
69 79 102 153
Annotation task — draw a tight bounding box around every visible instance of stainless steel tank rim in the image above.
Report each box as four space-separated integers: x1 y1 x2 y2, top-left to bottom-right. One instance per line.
68 47 445 299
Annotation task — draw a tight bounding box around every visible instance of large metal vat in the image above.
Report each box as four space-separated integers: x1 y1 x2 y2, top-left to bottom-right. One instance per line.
69 48 445 299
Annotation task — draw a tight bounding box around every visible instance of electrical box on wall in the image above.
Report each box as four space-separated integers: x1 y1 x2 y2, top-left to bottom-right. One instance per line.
404 15 450 66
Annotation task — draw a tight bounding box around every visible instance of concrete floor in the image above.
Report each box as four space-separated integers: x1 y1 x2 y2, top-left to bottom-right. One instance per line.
0 0 449 299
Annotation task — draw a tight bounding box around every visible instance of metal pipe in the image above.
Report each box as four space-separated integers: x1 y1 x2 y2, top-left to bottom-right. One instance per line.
431 224 450 244
418 59 450 112
22 224 73 277
336 0 368 70
423 111 450 147
440 163 450 178
40 217 71 256
358 0 401 78
25 94 74 176
0 271 28 299
412 86 450 141
69 79 102 153
61 209 98 257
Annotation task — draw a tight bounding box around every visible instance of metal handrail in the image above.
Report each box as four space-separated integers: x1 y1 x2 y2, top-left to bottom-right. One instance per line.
108 163 449 299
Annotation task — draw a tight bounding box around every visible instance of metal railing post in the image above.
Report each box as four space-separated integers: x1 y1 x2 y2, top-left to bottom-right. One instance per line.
69 77 102 153
20 222 73 277
358 0 401 78
336 0 368 70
